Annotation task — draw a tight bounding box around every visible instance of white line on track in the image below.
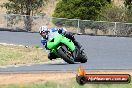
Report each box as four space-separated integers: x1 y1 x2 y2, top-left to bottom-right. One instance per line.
0 60 66 69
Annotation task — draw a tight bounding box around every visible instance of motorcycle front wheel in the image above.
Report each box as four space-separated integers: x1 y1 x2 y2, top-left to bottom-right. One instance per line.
58 45 75 64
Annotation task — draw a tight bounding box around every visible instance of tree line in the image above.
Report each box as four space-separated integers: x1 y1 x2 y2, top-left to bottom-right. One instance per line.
1 0 132 31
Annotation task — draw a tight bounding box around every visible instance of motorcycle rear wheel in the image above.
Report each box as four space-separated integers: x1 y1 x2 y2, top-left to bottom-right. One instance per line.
80 50 87 63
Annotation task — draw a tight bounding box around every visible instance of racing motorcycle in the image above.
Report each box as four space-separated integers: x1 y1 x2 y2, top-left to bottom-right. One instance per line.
46 32 87 64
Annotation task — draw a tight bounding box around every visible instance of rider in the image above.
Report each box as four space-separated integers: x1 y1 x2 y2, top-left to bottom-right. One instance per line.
39 25 82 60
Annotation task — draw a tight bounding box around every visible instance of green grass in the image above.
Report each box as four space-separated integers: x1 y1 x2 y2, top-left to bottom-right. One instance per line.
0 79 132 88
0 45 48 66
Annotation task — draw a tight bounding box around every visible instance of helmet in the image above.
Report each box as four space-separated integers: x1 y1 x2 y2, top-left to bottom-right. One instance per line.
39 26 49 38
39 26 49 34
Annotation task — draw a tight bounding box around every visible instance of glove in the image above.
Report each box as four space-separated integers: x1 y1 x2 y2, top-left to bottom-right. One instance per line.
58 28 65 35
41 39 47 46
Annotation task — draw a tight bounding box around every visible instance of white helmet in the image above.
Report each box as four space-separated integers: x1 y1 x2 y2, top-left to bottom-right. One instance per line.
39 26 49 34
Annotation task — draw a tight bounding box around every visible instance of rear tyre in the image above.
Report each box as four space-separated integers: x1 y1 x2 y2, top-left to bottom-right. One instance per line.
80 50 87 63
58 46 75 64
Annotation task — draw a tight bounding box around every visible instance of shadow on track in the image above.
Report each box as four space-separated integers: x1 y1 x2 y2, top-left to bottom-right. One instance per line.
45 62 80 65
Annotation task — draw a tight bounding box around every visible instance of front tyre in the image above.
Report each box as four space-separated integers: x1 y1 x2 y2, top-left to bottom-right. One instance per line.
58 46 75 64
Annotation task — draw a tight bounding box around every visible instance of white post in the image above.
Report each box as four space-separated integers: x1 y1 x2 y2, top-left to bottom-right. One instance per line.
114 22 117 35
77 19 80 34
6 14 8 28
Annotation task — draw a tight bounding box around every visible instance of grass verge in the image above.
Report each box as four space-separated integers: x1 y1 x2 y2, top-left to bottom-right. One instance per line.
0 78 132 88
0 44 48 66
0 72 131 88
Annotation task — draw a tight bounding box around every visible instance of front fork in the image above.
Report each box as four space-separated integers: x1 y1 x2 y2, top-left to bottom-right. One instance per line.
51 49 60 58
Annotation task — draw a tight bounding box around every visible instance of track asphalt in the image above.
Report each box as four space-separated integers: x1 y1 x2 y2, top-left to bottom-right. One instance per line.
0 31 132 72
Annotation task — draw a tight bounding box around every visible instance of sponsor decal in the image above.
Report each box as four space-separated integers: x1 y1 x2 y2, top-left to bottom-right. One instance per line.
76 66 131 85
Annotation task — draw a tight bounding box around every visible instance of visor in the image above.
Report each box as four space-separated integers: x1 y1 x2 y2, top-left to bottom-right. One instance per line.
40 31 46 35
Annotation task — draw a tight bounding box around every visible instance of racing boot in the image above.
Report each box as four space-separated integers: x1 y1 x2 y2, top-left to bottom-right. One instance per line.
64 32 82 49
48 52 58 60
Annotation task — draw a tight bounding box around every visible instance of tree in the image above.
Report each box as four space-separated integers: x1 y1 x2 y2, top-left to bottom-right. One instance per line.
107 0 111 3
53 0 109 20
1 0 47 31
124 0 132 22
1 0 46 15
124 0 132 9
52 0 109 33
98 4 127 22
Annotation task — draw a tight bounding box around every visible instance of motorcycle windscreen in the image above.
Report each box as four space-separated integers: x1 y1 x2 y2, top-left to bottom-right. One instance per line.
47 32 62 49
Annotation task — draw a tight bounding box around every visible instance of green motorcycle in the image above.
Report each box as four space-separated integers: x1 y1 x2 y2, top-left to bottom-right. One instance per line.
46 32 87 64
